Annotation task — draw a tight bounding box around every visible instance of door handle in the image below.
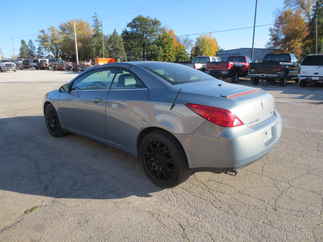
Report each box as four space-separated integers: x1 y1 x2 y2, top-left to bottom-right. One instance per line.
93 98 103 104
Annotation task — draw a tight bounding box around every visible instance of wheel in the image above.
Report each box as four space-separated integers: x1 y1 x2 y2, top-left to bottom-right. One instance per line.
281 78 287 87
44 104 67 137
252 78 259 86
299 80 307 87
139 131 190 188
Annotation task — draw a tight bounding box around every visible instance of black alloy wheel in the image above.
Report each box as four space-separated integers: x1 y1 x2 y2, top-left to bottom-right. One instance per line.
140 131 190 188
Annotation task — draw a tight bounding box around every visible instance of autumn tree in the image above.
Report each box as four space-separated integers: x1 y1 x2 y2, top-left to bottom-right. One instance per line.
19 40 29 58
28 40 36 57
191 35 219 57
269 9 308 57
106 30 127 61
59 20 93 61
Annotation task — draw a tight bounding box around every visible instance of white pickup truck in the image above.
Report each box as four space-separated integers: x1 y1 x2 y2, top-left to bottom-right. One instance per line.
185 56 221 71
299 55 323 87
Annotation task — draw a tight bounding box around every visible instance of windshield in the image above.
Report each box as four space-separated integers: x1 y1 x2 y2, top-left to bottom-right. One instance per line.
192 57 210 64
301 55 323 66
228 56 246 62
140 62 216 85
263 54 290 62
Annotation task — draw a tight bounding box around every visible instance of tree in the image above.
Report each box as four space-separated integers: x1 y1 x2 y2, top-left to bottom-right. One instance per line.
38 26 63 58
28 40 36 57
91 13 104 58
106 30 127 61
122 15 161 60
19 40 29 58
59 20 93 61
0 48 3 59
269 9 308 57
285 0 314 20
36 46 44 58
191 35 219 57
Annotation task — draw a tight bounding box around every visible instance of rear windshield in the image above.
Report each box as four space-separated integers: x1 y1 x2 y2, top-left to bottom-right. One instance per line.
263 54 290 63
140 62 216 85
192 57 210 64
228 56 246 62
301 55 323 66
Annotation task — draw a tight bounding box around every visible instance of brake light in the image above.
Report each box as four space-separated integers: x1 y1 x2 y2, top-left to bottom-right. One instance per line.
186 103 244 127
227 62 234 69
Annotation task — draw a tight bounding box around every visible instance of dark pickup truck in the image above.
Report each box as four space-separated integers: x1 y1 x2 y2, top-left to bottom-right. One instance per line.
206 56 250 81
248 53 299 86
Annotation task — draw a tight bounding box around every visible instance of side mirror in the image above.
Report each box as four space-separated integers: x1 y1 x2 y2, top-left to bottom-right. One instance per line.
59 83 71 93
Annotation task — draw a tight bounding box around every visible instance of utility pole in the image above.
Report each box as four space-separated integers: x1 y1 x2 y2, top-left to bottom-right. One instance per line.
251 0 258 62
73 22 79 70
316 4 319 54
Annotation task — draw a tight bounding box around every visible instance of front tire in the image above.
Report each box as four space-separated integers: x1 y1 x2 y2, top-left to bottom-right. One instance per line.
139 131 190 188
44 104 67 137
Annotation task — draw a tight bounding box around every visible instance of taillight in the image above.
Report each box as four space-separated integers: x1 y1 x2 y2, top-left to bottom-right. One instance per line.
185 103 244 127
227 62 234 69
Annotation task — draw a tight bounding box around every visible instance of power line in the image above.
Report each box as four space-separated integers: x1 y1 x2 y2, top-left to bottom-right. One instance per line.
178 24 272 37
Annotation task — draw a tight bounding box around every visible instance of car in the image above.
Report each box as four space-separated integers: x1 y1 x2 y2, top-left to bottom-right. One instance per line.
44 62 282 187
249 53 299 86
298 54 323 87
206 56 250 81
0 61 17 72
191 56 221 71
39 59 50 70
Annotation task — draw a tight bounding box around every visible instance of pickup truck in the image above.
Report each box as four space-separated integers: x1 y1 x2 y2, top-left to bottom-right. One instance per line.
248 53 299 86
298 54 323 87
205 56 250 80
190 56 221 71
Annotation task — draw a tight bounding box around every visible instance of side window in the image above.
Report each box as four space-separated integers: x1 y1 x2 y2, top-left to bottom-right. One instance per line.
111 69 145 89
72 69 115 91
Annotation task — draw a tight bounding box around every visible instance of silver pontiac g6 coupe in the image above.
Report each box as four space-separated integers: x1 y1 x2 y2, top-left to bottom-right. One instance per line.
44 62 282 187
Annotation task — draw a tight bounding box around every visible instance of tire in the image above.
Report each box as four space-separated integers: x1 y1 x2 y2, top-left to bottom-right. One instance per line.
252 78 259 86
139 131 190 188
299 80 307 87
44 104 67 137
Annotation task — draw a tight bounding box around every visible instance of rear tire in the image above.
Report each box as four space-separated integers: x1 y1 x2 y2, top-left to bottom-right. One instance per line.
139 131 190 188
252 78 259 86
44 104 67 137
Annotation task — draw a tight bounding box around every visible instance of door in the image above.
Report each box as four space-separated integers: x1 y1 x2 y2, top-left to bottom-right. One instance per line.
60 69 114 139
105 68 149 153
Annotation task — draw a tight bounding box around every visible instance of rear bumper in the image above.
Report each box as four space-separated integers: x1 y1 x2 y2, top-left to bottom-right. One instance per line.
298 75 323 82
249 73 280 79
177 111 282 169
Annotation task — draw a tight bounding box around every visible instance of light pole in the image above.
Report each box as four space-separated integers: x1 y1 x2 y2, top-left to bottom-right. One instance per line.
73 22 79 70
251 0 258 62
316 3 319 54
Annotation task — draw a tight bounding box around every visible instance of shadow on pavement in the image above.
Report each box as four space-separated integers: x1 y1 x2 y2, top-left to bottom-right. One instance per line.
0 116 161 199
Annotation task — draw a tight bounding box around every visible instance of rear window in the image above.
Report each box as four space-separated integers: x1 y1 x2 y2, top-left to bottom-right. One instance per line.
228 56 246 62
140 62 216 85
263 54 291 63
192 57 210 64
301 55 323 66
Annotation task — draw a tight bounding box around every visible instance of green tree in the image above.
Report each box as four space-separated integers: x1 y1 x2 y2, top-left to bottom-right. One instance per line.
36 46 44 58
38 26 62 58
28 40 36 57
122 15 161 60
191 35 219 57
106 30 127 61
19 40 29 58
91 13 105 58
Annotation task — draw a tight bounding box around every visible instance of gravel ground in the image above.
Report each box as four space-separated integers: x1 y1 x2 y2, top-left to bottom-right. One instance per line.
0 70 322 242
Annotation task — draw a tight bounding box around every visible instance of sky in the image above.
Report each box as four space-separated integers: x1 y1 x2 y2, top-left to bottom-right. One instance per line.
0 0 284 58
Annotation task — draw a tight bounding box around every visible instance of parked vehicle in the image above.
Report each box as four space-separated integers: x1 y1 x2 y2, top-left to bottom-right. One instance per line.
191 56 221 71
206 56 250 81
44 62 282 187
249 53 299 86
0 61 17 72
39 59 49 70
22 59 38 69
298 54 323 87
